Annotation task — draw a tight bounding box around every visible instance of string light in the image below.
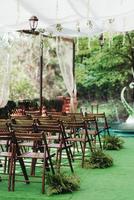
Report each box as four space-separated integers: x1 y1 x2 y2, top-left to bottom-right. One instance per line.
76 21 80 32
88 37 91 50
76 36 79 54
55 0 63 32
122 32 126 45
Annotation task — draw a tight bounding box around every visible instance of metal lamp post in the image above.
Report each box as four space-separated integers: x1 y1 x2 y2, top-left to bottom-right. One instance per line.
29 16 43 114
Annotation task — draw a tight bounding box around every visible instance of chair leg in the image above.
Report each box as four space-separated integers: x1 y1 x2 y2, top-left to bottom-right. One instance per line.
64 146 74 173
81 142 86 168
98 134 102 150
42 147 46 194
31 158 37 176
86 134 93 153
42 167 45 194
8 157 14 191
4 157 7 173
18 157 30 184
68 145 74 162
56 149 62 173
12 158 16 191
47 150 55 175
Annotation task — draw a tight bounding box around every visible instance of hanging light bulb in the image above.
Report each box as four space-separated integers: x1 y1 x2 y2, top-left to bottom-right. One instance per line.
99 33 104 49
76 22 80 32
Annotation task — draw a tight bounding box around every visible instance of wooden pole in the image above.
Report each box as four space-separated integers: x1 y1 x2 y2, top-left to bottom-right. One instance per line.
40 36 43 114
73 39 75 78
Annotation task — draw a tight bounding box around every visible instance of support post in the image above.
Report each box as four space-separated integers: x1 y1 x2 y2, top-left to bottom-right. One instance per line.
73 40 75 78
40 36 43 115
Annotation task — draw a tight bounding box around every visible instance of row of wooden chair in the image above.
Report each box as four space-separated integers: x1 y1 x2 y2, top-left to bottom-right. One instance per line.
0 112 110 193
10 113 107 165
0 119 74 193
10 111 110 135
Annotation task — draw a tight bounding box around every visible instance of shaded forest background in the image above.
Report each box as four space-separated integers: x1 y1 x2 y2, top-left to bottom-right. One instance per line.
75 32 134 122
1 31 134 122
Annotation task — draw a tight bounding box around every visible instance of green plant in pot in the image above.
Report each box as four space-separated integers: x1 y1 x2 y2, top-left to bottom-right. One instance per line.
84 149 113 169
46 172 80 195
103 135 124 150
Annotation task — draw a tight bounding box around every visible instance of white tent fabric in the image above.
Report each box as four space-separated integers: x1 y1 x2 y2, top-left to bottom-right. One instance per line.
0 33 12 108
0 0 134 37
1 0 134 110
56 37 77 112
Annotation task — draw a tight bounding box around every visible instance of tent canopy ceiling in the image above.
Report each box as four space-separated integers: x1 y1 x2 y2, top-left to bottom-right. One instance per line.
1 0 134 37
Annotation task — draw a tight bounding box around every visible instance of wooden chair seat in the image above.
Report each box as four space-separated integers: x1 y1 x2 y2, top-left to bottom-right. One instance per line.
87 130 98 135
18 141 34 147
0 152 12 157
48 143 72 149
0 140 8 145
19 152 55 159
66 138 89 142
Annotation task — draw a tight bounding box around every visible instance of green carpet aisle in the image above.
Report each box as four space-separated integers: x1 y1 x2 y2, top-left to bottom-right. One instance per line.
0 137 134 200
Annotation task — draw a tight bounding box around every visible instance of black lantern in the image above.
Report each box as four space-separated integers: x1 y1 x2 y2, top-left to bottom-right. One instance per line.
29 16 39 32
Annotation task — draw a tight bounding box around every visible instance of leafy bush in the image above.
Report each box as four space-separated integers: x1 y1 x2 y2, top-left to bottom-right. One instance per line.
43 98 64 112
84 149 113 169
17 99 39 111
0 100 16 118
6 100 16 113
103 135 124 150
46 173 80 195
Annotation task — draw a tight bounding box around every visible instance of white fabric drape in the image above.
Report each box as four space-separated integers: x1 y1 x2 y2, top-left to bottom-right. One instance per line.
56 37 77 112
0 0 134 36
0 33 11 108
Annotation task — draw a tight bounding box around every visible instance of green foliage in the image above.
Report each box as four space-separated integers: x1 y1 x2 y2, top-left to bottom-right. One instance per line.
43 99 64 112
84 149 113 169
17 99 39 110
75 33 134 102
6 100 16 114
46 173 80 195
10 77 36 100
0 100 16 118
8 33 66 101
103 135 124 150
77 99 128 122
0 107 9 118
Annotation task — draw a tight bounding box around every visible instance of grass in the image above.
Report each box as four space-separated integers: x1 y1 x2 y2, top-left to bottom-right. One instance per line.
0 137 134 200
77 99 127 122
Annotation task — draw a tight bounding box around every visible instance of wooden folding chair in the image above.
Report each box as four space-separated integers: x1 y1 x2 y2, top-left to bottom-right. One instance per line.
62 119 93 167
35 119 74 173
0 130 29 191
0 131 15 191
90 113 110 136
0 122 11 173
13 131 55 193
84 114 103 150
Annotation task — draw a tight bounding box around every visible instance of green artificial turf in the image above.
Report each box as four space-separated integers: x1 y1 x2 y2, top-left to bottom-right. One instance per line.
0 137 134 200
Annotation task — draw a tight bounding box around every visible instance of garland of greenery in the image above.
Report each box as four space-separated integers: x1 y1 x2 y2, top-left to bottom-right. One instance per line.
46 173 80 195
84 149 113 169
103 135 124 150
